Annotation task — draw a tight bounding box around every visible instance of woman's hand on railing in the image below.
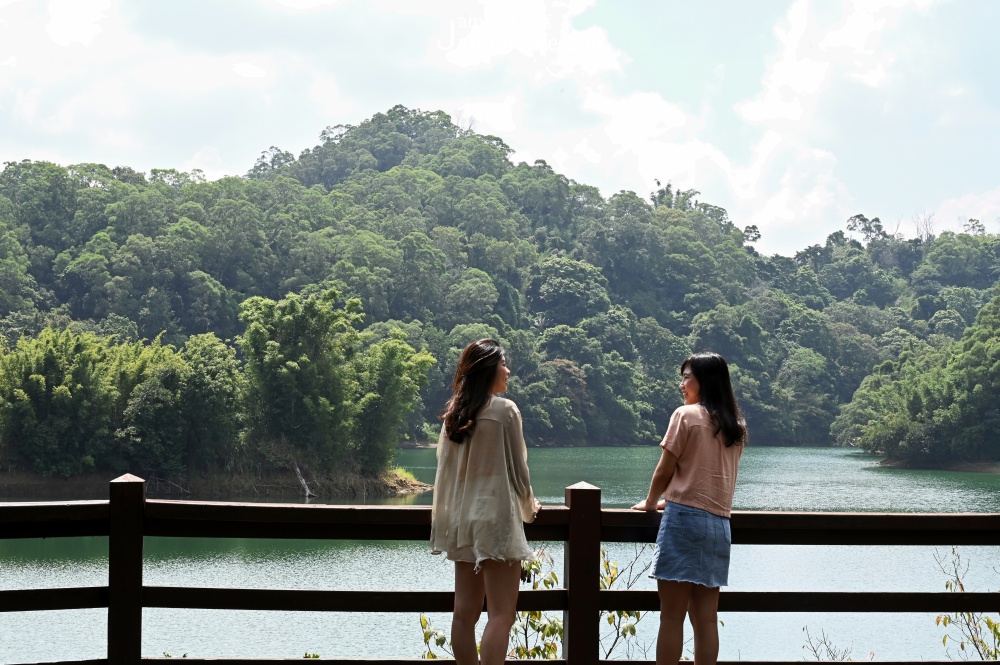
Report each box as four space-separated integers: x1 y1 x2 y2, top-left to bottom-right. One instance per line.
631 498 666 511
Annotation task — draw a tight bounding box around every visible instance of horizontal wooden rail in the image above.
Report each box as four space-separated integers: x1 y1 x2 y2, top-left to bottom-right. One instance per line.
0 587 108 612
143 500 570 540
0 500 109 539
603 509 1000 545
602 589 1000 612
143 586 569 612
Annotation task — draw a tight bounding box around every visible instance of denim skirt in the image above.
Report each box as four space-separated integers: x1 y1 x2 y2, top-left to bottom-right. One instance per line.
651 501 732 588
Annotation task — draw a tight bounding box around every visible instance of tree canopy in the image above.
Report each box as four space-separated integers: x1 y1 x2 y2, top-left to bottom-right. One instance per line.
1 104 998 478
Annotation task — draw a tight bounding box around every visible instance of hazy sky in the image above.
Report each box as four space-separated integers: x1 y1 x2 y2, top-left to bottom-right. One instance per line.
2 0 998 255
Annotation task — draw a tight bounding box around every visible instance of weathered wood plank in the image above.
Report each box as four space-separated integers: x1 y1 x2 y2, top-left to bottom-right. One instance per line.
5 660 106 665
601 509 1000 545
108 475 145 665
0 501 110 539
0 587 108 612
564 482 602 665
601 589 1000 612
143 587 567 612
143 501 568 541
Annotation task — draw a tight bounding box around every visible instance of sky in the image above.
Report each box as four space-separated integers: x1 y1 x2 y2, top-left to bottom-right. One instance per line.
2 0 999 256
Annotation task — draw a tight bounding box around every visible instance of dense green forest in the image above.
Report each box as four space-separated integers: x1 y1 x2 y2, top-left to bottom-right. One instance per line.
0 104 997 480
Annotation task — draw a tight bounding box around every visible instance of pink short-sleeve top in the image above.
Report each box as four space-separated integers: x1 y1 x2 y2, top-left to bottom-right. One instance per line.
660 404 743 518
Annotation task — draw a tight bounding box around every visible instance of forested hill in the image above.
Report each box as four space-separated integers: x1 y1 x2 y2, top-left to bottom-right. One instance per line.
0 104 998 480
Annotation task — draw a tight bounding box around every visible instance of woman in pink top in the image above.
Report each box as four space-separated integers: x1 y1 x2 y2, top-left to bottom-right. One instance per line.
633 352 747 665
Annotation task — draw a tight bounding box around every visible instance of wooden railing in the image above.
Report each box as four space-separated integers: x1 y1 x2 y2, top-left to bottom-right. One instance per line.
2 474 1000 665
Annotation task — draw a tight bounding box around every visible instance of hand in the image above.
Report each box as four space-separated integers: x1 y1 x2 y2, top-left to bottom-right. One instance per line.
631 498 658 511
532 498 542 514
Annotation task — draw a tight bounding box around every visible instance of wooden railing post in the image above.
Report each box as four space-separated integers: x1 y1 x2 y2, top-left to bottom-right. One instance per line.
564 481 601 665
109 474 146 665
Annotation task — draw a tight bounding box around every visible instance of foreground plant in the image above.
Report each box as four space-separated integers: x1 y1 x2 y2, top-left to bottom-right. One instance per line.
801 625 871 661
935 547 1000 660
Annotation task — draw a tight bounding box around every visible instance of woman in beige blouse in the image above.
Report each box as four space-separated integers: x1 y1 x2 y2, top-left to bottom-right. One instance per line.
430 338 541 665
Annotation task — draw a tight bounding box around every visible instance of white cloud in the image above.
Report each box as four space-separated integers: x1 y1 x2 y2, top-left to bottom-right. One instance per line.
308 74 352 118
40 80 134 133
233 62 268 79
138 54 276 96
746 144 848 253
582 89 687 143
180 146 227 181
454 94 519 133
14 87 41 120
431 0 623 81
92 127 141 150
726 131 784 200
817 0 935 88
260 0 345 10
46 0 111 47
934 186 1000 235
572 137 601 165
736 1 828 124
737 0 938 125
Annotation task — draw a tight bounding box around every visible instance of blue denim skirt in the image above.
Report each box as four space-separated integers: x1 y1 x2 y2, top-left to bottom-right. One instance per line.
651 501 732 588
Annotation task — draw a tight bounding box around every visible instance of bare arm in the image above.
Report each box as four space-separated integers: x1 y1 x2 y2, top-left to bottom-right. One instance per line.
632 447 677 511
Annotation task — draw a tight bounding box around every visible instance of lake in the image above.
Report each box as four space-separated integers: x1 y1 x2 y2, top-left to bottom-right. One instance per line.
2 446 999 662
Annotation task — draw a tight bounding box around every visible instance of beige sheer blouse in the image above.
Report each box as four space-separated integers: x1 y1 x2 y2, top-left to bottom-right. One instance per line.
430 396 538 566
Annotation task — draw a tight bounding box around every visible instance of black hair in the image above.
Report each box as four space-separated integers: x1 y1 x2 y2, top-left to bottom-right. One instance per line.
682 351 747 447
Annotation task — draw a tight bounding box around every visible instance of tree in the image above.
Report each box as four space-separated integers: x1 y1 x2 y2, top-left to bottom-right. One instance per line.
351 332 433 475
0 328 116 477
845 213 886 243
180 334 244 471
776 347 837 444
442 268 500 329
526 256 611 327
238 290 362 471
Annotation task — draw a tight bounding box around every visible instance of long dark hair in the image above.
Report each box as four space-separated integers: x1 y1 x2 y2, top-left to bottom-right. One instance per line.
442 339 506 443
683 352 747 447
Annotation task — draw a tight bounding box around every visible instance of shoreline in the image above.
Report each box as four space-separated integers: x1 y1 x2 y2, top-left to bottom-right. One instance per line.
0 468 432 501
878 457 1000 474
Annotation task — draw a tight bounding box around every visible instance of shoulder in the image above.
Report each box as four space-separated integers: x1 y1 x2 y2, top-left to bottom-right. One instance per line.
482 396 520 423
673 404 711 426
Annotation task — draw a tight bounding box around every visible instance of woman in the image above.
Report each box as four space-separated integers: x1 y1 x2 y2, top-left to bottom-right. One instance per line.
430 338 541 665
632 351 747 665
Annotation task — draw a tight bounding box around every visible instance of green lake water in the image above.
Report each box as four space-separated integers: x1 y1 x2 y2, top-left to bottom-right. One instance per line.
2 446 999 662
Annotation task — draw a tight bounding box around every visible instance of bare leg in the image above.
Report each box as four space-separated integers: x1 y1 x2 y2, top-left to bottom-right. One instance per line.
656 579 693 665
453 561 485 665
688 584 721 665
479 559 522 665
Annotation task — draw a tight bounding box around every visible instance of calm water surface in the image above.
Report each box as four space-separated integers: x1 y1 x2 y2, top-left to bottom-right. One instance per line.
2 446 999 662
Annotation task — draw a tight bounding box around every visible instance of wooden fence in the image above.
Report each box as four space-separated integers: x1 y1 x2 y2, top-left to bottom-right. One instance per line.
2 474 999 665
